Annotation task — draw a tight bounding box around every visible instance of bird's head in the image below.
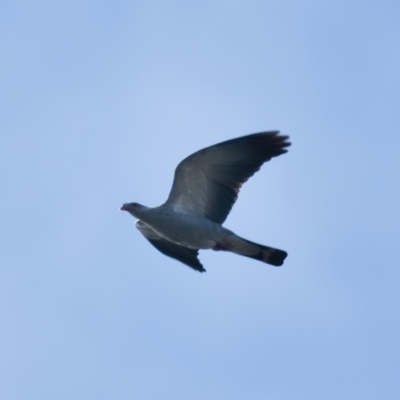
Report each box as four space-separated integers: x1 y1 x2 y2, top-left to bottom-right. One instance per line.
120 202 146 218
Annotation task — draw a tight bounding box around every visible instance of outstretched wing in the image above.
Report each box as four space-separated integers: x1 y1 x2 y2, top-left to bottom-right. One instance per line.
135 220 205 272
165 131 290 224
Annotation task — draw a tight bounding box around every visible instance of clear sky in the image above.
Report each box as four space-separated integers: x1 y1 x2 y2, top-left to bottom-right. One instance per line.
1 1 399 399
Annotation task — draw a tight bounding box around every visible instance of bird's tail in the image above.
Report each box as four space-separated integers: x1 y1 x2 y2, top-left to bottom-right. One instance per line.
228 235 288 266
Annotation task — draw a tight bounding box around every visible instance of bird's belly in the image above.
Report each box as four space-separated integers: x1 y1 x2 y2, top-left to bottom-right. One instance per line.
147 214 222 249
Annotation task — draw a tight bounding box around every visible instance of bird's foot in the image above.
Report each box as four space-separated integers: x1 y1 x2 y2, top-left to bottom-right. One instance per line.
212 240 232 251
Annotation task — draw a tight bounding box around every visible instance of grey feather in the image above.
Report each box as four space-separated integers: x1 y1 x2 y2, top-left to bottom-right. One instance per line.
166 131 290 223
135 220 205 272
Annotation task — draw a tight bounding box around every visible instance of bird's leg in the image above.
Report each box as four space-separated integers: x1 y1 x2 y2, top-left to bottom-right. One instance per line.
212 240 233 251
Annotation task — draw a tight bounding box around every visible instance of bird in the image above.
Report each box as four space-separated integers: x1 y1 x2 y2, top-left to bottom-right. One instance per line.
121 131 290 273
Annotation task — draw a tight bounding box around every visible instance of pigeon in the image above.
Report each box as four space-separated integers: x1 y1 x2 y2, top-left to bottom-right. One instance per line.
121 131 290 273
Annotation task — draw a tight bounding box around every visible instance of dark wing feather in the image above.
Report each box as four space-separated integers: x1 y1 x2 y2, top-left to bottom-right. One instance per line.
166 131 290 224
147 238 205 272
135 220 205 272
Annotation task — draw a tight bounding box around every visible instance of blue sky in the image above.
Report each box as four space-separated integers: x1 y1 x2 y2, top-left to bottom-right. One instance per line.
1 1 399 399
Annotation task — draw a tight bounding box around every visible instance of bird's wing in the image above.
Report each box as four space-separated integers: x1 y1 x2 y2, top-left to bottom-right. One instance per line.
165 131 290 224
135 220 205 272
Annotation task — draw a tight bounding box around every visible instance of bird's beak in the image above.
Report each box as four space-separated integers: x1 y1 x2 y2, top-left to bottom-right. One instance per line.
120 204 127 211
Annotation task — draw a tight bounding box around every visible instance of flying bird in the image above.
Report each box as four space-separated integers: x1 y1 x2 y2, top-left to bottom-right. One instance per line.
121 131 290 272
